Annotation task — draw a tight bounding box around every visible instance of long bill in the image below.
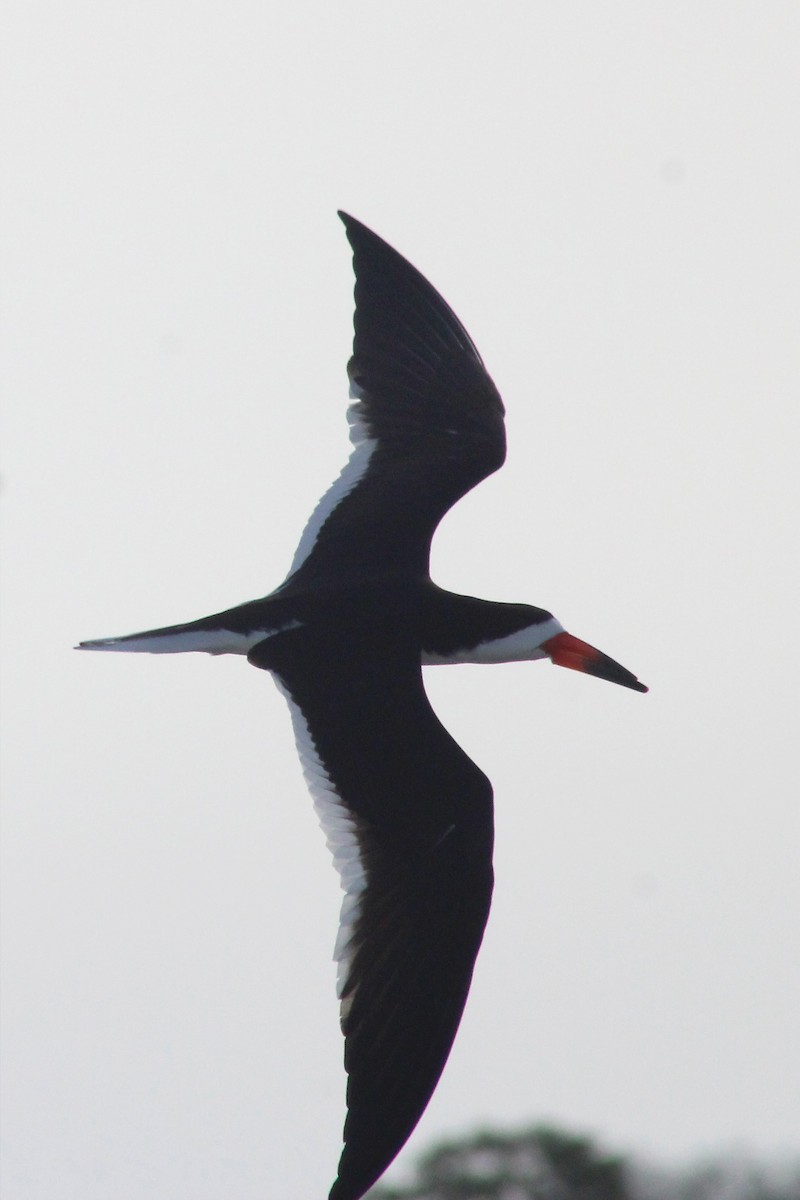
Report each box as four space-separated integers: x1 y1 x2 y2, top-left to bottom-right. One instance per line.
542 632 648 693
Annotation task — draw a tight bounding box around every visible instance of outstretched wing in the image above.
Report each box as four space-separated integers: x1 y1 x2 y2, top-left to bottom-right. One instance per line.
285 213 506 588
248 620 494 1200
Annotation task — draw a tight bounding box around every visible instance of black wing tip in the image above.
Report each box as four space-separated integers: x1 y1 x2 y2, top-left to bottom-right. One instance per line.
337 209 369 243
337 210 397 263
335 210 491 374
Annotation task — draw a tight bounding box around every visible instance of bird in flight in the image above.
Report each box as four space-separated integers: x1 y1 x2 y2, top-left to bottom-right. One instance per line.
79 213 647 1200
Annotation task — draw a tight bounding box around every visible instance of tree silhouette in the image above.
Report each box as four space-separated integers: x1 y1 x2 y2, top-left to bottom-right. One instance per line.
369 1125 629 1200
368 1125 800 1200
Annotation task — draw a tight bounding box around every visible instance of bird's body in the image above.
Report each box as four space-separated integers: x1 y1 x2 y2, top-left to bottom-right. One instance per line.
79 213 646 1200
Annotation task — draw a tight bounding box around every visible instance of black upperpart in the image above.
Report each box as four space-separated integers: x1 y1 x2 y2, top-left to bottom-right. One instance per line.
77 212 648 1200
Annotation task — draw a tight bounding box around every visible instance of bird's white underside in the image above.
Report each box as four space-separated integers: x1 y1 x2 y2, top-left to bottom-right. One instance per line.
79 617 565 665
77 621 302 655
80 617 565 665
421 616 565 665
286 401 375 578
271 674 367 1027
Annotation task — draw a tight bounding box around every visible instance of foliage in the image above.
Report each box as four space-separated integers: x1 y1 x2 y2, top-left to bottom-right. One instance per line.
369 1125 630 1200
368 1125 800 1200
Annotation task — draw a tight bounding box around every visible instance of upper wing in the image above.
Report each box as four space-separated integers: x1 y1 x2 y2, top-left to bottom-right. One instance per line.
248 620 494 1200
285 213 506 587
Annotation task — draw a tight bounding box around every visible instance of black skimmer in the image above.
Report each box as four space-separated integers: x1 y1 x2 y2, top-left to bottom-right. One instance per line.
79 213 647 1200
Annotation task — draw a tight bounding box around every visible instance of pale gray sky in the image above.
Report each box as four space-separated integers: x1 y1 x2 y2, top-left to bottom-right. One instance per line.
2 4 799 1198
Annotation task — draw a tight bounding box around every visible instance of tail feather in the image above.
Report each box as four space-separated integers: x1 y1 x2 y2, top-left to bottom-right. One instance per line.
76 627 257 654
76 610 302 656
